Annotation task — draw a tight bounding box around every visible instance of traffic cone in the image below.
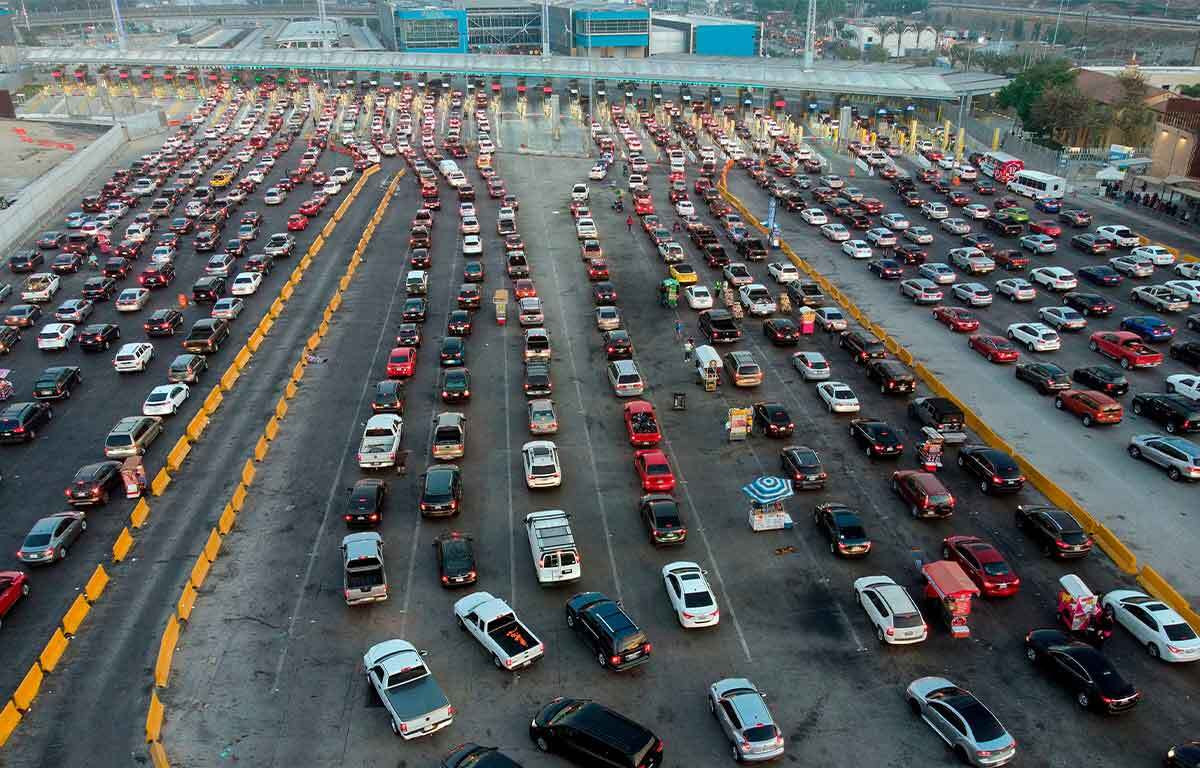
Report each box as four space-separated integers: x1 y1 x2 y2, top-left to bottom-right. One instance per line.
848 166 855 177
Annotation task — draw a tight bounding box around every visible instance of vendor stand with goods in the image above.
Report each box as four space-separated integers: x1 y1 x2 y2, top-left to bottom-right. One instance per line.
742 475 795 532
922 560 979 639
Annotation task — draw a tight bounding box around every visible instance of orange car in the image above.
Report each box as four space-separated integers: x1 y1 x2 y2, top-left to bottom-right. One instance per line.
1054 389 1123 427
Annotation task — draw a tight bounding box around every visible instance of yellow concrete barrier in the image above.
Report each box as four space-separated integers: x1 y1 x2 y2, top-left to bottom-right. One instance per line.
231 484 248 512
300 255 312 270
1092 524 1138 573
0 700 21 748
202 388 223 415
280 282 294 301
189 554 210 589
241 459 256 486
291 359 306 382
254 436 269 462
146 690 165 742
84 564 109 602
203 528 222 562
219 365 240 392
317 320 329 338
130 498 151 528
150 468 171 497
290 266 304 284
112 527 135 562
154 615 179 688
186 411 208 442
268 298 284 318
61 594 90 636
310 234 324 254
38 629 70 674
328 293 342 313
177 581 198 623
1139 565 1192 617
234 346 251 370
275 398 288 419
339 274 351 291
165 437 191 472
148 740 170 768
218 503 237 535
306 332 321 351
265 417 280 440
322 219 336 238
322 306 333 324
12 665 43 712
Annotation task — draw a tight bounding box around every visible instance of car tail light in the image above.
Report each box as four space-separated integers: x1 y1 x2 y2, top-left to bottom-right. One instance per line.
682 611 695 620
885 627 894 636
398 722 408 733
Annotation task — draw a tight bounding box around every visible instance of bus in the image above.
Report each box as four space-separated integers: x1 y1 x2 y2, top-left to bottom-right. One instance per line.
978 151 1025 184
1008 169 1066 200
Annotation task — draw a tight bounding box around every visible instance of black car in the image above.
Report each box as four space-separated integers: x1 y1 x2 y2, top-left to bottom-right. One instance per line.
1063 292 1116 316
703 243 730 268
892 243 927 265
77 323 120 352
762 318 799 345
37 231 66 250
849 418 903 458
984 217 1024 237
402 297 427 323
866 359 914 394
1131 393 1200 434
840 330 887 363
523 363 552 397
371 380 405 414
51 253 83 275
1071 365 1128 396
32 366 82 401
344 478 387 526
867 258 904 279
191 275 225 303
65 460 123 506
446 310 472 337
81 277 117 301
143 308 184 337
9 250 44 273
457 284 481 310
1071 233 1110 255
639 493 686 546
224 239 245 258
0 401 53 443
1165 742 1200 768
1015 505 1094 558
1170 341 1200 366
1077 265 1123 287
592 281 618 305
780 445 826 489
1024 629 1140 713
194 229 219 252
752 401 794 437
245 253 274 274
958 444 1025 494
565 592 652 670
529 698 663 768
419 464 462 517
0 325 20 354
101 258 130 280
439 336 466 367
441 368 471 402
603 330 633 360
813 502 871 557
395 323 422 347
409 248 431 269
1015 361 1071 394
433 531 476 587
1059 209 1093 227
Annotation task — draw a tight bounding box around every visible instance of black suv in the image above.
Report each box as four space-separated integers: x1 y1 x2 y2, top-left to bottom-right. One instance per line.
32 366 82 401
865 359 914 394
529 698 664 768
1131 393 1200 434
1015 505 1094 558
78 323 121 352
0 401 53 443
144 308 184 337
524 362 552 396
439 743 519 768
343 479 387 526
839 330 887 363
419 464 462 517
191 275 225 304
371 380 405 414
565 592 652 671
433 532 476 587
65 460 123 507
957 444 1025 494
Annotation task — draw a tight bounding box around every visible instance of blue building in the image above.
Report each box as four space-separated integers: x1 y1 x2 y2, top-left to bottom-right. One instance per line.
548 1 650 58
649 13 761 57
378 5 469 53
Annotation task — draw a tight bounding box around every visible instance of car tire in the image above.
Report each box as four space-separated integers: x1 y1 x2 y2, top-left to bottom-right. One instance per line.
565 611 574 628
59 546 67 560
980 480 991 495
1120 358 1131 370
1167 422 1178 434
457 615 466 631
1076 692 1090 709
492 655 504 669
865 445 873 458
1168 466 1182 481
1127 445 1142 459
596 651 608 668
1054 398 1064 409
1089 340 1098 351
1148 642 1161 659
1082 415 1093 427
731 744 744 763
876 627 886 643
1025 646 1038 663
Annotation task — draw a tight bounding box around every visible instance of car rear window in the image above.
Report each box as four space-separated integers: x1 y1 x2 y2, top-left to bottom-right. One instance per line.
24 533 52 548
982 561 1012 577
893 611 923 629
618 374 640 384
744 724 777 743
105 433 132 447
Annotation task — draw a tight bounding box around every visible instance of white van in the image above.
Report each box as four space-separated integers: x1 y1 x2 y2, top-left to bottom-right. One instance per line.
668 149 685 172
694 344 721 384
405 270 428 296
438 159 462 180
525 510 581 584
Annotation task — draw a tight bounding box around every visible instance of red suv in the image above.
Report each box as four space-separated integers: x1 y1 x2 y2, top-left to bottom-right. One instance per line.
891 471 955 518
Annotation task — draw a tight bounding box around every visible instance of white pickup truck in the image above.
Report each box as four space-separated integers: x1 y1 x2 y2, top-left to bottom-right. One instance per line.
358 414 403 469
21 273 60 303
363 639 454 739
453 591 544 671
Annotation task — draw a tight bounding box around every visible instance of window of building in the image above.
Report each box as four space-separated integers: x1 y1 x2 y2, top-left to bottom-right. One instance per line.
575 18 648 36
400 18 460 49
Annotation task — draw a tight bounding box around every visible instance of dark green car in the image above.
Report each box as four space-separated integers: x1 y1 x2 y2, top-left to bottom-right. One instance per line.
32 366 82 401
441 368 471 403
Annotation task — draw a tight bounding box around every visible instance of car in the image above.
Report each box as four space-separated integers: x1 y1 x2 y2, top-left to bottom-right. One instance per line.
933 305 980 332
1025 629 1140 713
263 233 295 258
849 418 903 457
528 698 662 766
633 448 675 493
63 459 125 508
9 250 45 273
942 536 1020 597
867 259 904 280
53 299 93 325
1129 284 1190 314
865 228 897 248
1013 361 1070 394
1099 589 1200 662
1131 392 1200 433
1029 266 1077 293
962 203 991 220
1066 366 1126 400
684 285 713 309
1089 330 1163 369
904 676 1016 764
841 240 872 259
706 678 785 763
813 502 872 557
370 379 405 415
918 263 956 285
592 282 617 305
1033 306 1085 333
767 261 800 284
1061 292 1116 318
419 463 463 516
820 223 850 242
142 383 190 417
921 201 950 220
791 351 830 381
1169 373 1200 402
880 212 910 230
75 323 119 353
1121 315 1176 343
1109 254 1154 278
595 306 621 332
1054 388 1124 427
50 253 82 276
230 271 263 296
940 217 971 235
1007 322 1061 352
522 440 562 489
957 444 1024 494
905 226 934 244
565 591 653 672
401 298 427 323
441 368 471 402
815 307 847 331
974 180 995 195
900 278 943 304
948 282 991 307
16 511 86 565
662 561 719 629
854 576 927 645
866 359 915 395
1129 432 1200 482
751 401 794 437
35 322 75 351
1096 224 1139 248
949 248 995 276
800 208 827 225
1015 504 1094 558
210 297 244 321
5 303 43 328
1134 244 1177 266
461 234 482 255
1167 279 1200 304
385 346 416 379
995 278 1036 302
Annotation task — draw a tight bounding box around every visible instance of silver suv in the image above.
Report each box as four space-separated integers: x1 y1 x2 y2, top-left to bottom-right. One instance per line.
708 678 785 762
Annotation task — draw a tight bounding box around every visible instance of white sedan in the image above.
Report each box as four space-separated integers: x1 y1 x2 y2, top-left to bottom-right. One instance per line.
460 216 480 235
842 240 872 259
588 163 608 180
921 202 949 220
1101 589 1200 662
36 322 75 350
230 272 263 296
800 208 828 226
963 204 991 220
951 282 993 306
662 561 720 629
1133 244 1176 266
1007 322 1061 352
263 187 286 205
1030 266 1078 292
576 218 598 239
1173 263 1200 279
521 440 562 489
675 200 695 217
767 262 800 284
1038 305 1088 331
820 223 850 242
905 226 934 245
142 383 190 416
816 381 860 412
791 351 831 381
685 285 714 309
940 218 971 235
865 228 896 247
880 213 910 230
1166 374 1200 402
461 235 482 255
322 181 343 196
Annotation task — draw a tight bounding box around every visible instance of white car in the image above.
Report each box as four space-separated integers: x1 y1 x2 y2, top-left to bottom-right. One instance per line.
820 223 850 242
458 202 476 219
996 278 1037 302
151 245 176 265
571 183 589 202
54 299 93 324
842 240 872 260
212 297 245 320
1038 305 1088 331
865 228 897 247
952 282 993 306
460 216 480 235
819 174 844 189
816 381 860 413
142 383 190 416
662 561 720 629
920 201 949 220
1166 279 1200 303
357 414 404 469
205 253 236 277
940 217 971 235
815 306 847 331
853 575 928 644
263 187 286 205
323 181 343 197
124 223 151 243
791 351 831 381
685 285 714 309
595 306 621 331
956 164 978 181
1101 589 1200 662
949 248 995 275
1167 374 1200 402
36 322 75 350
900 278 944 304
800 208 828 226
461 235 482 255
1007 322 1061 352
588 164 608 180
880 213 910 231
1096 224 1139 248
1020 234 1058 254
1134 245 1176 266
1109 255 1155 278
937 156 955 170
767 262 800 284
1173 263 1200 279
905 226 934 244
962 203 991 220
738 284 776 316
917 263 956 285
723 263 753 287
1030 266 1078 291
115 288 151 312
330 167 353 184
521 440 562 489
114 342 154 373
230 272 263 296
576 218 598 239
675 200 695 217
21 273 60 303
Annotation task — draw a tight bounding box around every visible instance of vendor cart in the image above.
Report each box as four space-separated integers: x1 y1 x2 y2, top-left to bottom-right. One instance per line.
922 560 979 639
121 456 147 499
797 307 815 334
658 278 678 308
778 292 792 315
702 360 719 392
917 427 944 472
493 289 508 326
1056 574 1114 646
0 368 12 402
742 476 794 532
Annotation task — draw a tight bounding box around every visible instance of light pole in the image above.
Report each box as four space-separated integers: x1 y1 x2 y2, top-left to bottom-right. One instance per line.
1051 0 1065 45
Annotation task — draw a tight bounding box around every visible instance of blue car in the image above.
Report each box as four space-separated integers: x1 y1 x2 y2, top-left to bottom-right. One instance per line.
1077 265 1124 287
1120 315 1176 342
1035 197 1062 213
65 212 86 229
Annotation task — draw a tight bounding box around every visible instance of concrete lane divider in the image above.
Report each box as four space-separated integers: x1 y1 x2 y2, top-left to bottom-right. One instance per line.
150 468 171 497
145 690 165 742
1138 565 1200 627
177 582 198 623
85 564 109 602
130 498 151 528
153 615 180 688
264 416 280 440
112 527 135 563
61 594 90 636
201 388 223 416
218 364 240 392
38 629 70 674
240 460 256 487
11 666 43 713
165 436 191 473
233 346 252 370
218 503 237 536
185 411 208 442
0 701 21 746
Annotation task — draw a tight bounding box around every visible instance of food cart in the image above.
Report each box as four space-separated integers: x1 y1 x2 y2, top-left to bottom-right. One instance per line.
121 456 147 499
1056 574 1114 645
0 369 12 401
922 560 979 639
741 476 794 532
658 278 678 308
917 427 944 472
493 289 508 325
797 306 815 334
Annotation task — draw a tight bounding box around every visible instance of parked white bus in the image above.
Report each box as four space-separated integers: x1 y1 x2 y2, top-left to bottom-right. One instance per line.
1008 169 1066 200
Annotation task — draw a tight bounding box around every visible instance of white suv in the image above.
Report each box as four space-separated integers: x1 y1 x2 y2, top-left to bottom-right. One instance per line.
853 575 928 645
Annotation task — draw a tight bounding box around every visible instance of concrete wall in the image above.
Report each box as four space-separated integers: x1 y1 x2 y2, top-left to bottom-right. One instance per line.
0 110 166 258
1150 121 1196 179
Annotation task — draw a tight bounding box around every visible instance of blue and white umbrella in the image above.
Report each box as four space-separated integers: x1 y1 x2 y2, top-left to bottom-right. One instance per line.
741 476 794 505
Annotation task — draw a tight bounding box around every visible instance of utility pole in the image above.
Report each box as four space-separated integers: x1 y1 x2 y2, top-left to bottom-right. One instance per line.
317 0 328 49
542 0 548 56
803 0 817 71
1051 0 1065 45
110 0 126 51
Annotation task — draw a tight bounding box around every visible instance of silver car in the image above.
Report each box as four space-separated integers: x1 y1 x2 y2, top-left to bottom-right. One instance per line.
18 511 86 564
905 676 1017 766
1128 433 1200 482
708 678 785 762
527 398 558 435
595 306 621 331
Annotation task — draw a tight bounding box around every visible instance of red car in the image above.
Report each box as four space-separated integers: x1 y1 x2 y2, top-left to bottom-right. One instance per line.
587 259 610 280
634 449 675 492
309 171 329 186
932 306 980 333
879 165 898 180
946 190 970 207
941 535 1021 597
298 198 323 216
1089 331 1163 369
634 196 655 216
1054 389 1124 426
0 571 30 627
385 346 416 378
513 279 537 299
993 196 1020 210
287 213 309 231
624 400 661 447
969 334 1020 363
1028 220 1062 237
993 249 1030 271
891 470 955 518
858 197 884 214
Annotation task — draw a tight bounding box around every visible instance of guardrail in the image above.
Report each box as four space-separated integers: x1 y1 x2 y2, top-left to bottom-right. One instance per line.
717 162 1200 632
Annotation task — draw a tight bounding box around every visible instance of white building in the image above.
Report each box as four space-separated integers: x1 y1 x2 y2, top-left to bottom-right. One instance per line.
840 21 938 57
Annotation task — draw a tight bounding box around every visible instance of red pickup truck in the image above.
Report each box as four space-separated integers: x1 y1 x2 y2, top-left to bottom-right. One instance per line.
1088 331 1163 369
624 400 662 447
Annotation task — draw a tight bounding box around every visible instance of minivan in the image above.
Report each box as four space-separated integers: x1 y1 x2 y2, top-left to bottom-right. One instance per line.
103 415 164 458
724 350 763 387
405 270 428 295
607 360 644 397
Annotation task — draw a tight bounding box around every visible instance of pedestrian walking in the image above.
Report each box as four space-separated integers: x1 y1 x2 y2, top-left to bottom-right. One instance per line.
674 321 684 341
672 219 682 233
684 336 695 362
626 215 634 232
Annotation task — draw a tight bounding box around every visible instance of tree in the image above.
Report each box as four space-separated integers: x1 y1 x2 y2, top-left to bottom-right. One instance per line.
865 45 890 62
1180 83 1200 97
997 57 1076 126
1029 84 1091 143
1112 70 1156 147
